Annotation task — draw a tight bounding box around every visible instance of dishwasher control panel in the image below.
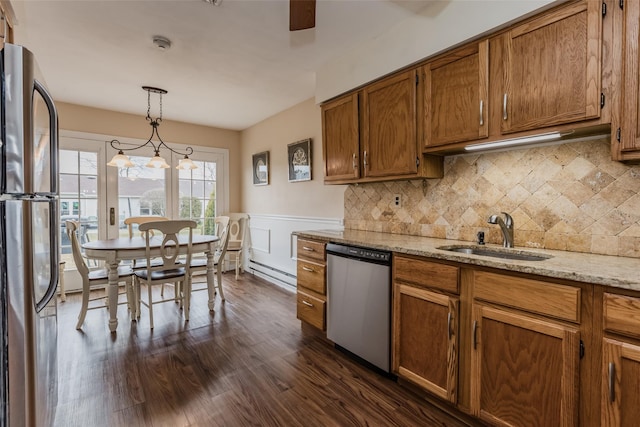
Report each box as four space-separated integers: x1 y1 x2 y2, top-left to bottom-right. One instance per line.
326 243 391 264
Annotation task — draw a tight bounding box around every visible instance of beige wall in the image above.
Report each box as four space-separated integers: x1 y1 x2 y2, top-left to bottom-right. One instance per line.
240 98 344 218
56 102 243 211
345 138 640 258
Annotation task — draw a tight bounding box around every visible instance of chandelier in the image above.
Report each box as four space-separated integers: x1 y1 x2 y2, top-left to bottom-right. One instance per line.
107 86 197 170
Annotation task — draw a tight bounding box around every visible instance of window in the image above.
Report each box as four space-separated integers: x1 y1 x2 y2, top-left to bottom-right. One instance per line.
59 149 99 263
178 160 217 236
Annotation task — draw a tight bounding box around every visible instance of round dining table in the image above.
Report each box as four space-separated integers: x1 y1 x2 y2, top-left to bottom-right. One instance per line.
83 234 219 332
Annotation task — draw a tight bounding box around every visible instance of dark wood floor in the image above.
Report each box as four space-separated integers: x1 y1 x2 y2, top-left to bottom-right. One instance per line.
54 272 472 427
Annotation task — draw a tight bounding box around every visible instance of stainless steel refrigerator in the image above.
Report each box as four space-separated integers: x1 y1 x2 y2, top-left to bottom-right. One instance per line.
0 43 59 426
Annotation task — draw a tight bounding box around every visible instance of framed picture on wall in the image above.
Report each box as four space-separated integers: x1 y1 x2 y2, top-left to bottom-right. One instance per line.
287 138 312 182
252 151 270 186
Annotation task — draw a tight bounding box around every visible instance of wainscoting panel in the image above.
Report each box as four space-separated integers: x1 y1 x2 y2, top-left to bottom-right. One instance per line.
247 214 343 288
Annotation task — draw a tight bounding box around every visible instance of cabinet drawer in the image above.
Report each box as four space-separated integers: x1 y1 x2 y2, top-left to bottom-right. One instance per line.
297 260 326 295
473 271 580 323
297 238 326 262
394 255 459 294
297 291 326 330
604 293 640 339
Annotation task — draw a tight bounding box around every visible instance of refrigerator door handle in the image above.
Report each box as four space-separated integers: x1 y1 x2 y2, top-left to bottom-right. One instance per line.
33 80 59 195
34 200 58 313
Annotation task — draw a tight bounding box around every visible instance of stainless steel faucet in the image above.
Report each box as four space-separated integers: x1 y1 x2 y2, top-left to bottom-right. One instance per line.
488 212 514 248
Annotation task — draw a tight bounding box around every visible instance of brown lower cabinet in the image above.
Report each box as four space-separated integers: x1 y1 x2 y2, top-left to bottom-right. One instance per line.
601 292 640 426
392 255 593 427
393 283 459 403
470 305 580 426
296 238 327 331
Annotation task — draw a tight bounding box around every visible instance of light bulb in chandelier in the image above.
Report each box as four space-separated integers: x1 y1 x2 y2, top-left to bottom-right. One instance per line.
146 151 170 169
106 150 135 168
177 155 197 170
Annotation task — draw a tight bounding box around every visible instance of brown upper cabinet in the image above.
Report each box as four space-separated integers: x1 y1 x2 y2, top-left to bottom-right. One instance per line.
422 41 489 148
362 70 419 179
500 1 602 134
322 71 443 184
322 93 360 182
615 0 640 161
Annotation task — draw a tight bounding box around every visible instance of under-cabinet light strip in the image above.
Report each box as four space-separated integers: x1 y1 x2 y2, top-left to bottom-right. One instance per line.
464 131 564 151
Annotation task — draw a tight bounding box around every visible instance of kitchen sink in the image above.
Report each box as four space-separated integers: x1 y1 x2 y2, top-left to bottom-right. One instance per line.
437 245 552 262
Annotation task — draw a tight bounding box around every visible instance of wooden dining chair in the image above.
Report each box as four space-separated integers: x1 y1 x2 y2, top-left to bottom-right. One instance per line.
133 220 196 329
223 213 249 280
65 220 134 330
124 216 170 238
189 216 230 303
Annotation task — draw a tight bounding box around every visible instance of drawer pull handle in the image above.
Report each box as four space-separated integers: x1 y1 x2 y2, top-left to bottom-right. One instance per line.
609 362 616 403
472 320 478 350
502 93 508 120
352 153 357 170
302 266 315 273
302 300 314 308
447 312 453 341
479 100 484 126
302 246 315 252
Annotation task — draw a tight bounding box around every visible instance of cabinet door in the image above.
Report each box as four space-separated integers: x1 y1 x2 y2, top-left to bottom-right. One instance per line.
470 305 580 427
322 93 360 182
618 0 640 159
423 41 489 147
501 1 601 134
393 283 458 403
362 70 418 178
602 339 640 426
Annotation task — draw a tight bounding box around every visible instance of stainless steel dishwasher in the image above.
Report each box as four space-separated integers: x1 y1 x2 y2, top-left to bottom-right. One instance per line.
326 243 392 373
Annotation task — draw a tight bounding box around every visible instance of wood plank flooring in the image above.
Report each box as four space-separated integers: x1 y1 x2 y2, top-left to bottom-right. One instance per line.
54 272 475 426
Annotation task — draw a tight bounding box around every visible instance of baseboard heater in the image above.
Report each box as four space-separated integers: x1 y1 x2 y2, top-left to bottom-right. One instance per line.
249 259 296 289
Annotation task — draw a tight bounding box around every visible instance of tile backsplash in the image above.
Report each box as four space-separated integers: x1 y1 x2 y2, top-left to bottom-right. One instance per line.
344 138 640 258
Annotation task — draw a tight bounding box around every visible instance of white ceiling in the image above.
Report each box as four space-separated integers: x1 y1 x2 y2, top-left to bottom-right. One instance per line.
12 0 433 131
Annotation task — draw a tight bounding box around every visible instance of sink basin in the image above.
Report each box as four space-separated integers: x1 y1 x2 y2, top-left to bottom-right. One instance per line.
437 245 552 262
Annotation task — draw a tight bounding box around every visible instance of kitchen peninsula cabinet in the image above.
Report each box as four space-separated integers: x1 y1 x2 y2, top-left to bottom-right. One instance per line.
614 0 640 162
500 1 602 134
470 271 582 427
422 41 489 148
601 293 640 426
296 238 327 331
392 256 460 403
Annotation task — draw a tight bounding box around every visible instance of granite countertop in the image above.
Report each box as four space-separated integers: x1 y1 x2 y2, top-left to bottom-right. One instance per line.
294 229 640 292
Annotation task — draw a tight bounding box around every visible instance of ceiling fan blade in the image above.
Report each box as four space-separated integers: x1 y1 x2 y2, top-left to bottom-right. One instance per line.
290 0 316 31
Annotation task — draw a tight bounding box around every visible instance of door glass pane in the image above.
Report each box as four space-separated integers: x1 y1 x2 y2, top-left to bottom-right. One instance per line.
118 156 166 237
59 149 99 264
179 160 217 236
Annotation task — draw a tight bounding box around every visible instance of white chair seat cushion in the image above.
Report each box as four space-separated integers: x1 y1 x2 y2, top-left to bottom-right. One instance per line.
134 268 186 281
88 266 133 281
